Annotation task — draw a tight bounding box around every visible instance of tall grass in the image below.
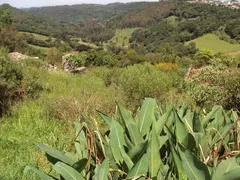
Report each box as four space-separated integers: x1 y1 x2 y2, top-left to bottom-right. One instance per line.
0 100 73 179
0 69 125 179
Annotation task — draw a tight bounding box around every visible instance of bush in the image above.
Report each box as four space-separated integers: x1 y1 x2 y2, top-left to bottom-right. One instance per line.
119 63 175 108
0 48 23 115
185 65 240 110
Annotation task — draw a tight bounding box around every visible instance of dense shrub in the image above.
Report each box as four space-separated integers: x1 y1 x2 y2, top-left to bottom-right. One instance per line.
185 64 240 110
0 48 22 115
119 63 177 107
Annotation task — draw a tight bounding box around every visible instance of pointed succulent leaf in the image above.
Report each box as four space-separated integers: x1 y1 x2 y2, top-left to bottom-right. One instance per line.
53 162 84 180
94 158 109 180
97 111 112 126
36 143 74 166
74 123 87 160
212 156 240 180
72 158 88 173
148 127 162 178
109 120 132 166
155 108 172 135
24 166 55 180
179 146 210 180
202 106 220 127
128 139 148 163
127 153 149 179
118 104 143 145
136 98 157 136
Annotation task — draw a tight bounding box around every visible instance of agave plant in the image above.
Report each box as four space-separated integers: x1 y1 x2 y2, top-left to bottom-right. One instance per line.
25 98 240 179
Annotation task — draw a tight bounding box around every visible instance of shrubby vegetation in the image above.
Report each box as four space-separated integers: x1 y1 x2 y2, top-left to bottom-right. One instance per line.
0 1 240 179
25 98 240 180
186 62 240 110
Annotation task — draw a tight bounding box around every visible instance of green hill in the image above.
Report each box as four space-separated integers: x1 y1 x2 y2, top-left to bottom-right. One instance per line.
1 4 70 37
107 28 139 47
25 2 150 24
186 34 240 53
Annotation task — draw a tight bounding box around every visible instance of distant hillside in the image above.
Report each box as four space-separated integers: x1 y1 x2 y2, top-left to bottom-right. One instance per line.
0 4 72 38
186 33 240 53
24 2 151 25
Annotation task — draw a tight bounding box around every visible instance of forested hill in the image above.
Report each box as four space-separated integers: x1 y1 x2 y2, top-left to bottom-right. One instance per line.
24 2 151 25
0 4 72 37
1 2 240 47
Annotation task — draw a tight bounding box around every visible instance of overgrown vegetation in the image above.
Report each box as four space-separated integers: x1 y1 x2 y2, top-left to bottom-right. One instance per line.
25 98 240 179
0 1 240 179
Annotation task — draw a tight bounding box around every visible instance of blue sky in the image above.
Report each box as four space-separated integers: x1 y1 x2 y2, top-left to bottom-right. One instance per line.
0 0 158 8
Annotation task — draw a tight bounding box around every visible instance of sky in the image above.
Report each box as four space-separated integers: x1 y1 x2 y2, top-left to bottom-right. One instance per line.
0 0 158 8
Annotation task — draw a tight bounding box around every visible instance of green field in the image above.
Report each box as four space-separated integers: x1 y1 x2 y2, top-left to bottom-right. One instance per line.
71 37 99 49
19 32 55 41
29 44 49 51
107 28 139 47
186 33 240 53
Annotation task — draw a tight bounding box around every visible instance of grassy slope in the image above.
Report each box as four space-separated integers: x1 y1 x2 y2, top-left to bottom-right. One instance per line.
0 69 123 179
29 44 49 51
71 38 99 49
107 28 139 47
19 32 54 41
186 33 240 53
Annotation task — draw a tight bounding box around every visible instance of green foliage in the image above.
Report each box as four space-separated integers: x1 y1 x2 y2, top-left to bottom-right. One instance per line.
185 64 240 110
0 48 22 115
186 34 240 54
67 53 87 67
0 6 12 26
25 98 240 179
119 63 178 107
67 51 117 67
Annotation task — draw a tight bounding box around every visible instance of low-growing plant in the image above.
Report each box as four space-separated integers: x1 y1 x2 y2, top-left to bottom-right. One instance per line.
25 98 240 179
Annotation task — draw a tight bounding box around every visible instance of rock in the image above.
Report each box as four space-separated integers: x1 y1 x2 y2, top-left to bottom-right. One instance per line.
8 52 28 60
62 54 87 74
46 64 57 71
8 52 39 61
71 67 87 74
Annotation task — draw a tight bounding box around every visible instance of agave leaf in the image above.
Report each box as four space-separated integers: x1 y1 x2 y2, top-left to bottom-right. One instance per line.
124 134 134 149
178 104 189 119
148 127 162 178
166 133 186 179
80 113 96 131
53 162 84 180
118 104 143 145
202 106 220 127
155 108 172 135
136 98 157 136
128 139 148 163
212 156 240 180
158 136 168 150
211 123 232 145
74 123 87 160
109 120 133 168
36 143 74 166
94 158 109 180
127 153 149 179
174 110 188 147
218 167 240 180
24 166 55 180
97 111 112 126
192 112 203 133
179 146 210 180
72 158 88 173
